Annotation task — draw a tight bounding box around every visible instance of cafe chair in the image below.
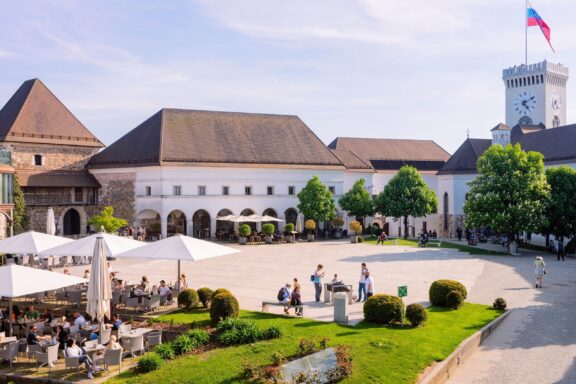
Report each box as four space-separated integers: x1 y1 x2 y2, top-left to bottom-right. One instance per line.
34 344 59 372
0 341 19 367
145 331 162 351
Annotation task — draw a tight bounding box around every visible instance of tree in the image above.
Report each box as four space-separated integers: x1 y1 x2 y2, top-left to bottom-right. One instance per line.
338 178 374 225
297 176 336 223
375 165 437 239
464 144 549 253
13 174 28 234
88 206 127 233
540 166 576 239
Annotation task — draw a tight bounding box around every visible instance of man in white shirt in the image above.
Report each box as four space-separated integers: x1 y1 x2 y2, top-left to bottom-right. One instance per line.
356 263 368 302
158 280 173 302
73 312 86 328
365 271 375 299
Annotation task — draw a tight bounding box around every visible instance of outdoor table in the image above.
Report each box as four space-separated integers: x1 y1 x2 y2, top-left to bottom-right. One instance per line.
120 327 154 339
249 234 261 244
0 336 17 348
84 344 106 360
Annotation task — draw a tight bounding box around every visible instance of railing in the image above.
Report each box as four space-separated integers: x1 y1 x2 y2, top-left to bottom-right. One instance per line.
23 193 97 206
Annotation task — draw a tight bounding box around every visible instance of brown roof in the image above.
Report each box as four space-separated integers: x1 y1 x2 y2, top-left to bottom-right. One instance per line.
0 79 103 147
490 123 511 131
88 109 343 168
17 170 100 188
327 137 451 164
330 149 373 170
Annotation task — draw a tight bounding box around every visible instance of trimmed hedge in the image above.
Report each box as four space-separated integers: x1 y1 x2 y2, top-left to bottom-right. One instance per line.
177 288 199 311
137 353 163 372
405 303 427 327
212 288 232 298
363 294 404 324
198 287 214 308
493 297 507 310
429 280 467 307
210 292 240 324
216 318 283 345
446 291 464 310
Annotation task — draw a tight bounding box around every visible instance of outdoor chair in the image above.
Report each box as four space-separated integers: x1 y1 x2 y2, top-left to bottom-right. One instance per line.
101 348 122 374
112 291 122 306
34 344 59 372
121 334 144 358
125 297 139 311
142 295 160 312
0 341 19 367
63 350 81 373
145 331 162 351
16 338 28 359
99 328 112 345
27 344 43 361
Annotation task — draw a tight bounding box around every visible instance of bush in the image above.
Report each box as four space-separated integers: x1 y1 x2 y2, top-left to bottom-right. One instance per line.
217 318 262 345
358 237 363 243
137 353 163 372
262 223 275 235
446 290 464 310
186 329 210 346
177 288 199 311
305 220 316 232
261 326 283 340
239 224 251 237
210 292 240 324
405 303 427 327
284 223 295 234
153 343 176 360
173 334 196 355
349 220 362 235
212 288 232 298
429 280 468 307
493 297 507 310
363 294 404 324
197 287 214 308
332 217 344 228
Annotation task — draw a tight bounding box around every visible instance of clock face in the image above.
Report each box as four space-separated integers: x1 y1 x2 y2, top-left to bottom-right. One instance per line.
551 90 562 113
513 91 537 116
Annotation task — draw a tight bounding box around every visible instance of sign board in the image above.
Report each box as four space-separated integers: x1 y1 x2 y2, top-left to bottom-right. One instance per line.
398 285 408 297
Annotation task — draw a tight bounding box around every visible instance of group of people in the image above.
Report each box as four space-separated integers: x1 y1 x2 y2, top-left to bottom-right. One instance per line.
110 274 182 304
119 225 148 241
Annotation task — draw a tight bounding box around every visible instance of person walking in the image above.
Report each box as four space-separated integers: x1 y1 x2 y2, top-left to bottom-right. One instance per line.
312 264 325 302
356 263 368 302
365 271 375 298
557 238 565 261
534 256 546 288
457 227 463 241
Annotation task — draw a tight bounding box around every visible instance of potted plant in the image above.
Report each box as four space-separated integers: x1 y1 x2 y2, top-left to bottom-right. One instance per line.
238 224 251 245
262 223 275 244
284 223 295 243
305 220 316 242
332 217 344 239
349 221 362 243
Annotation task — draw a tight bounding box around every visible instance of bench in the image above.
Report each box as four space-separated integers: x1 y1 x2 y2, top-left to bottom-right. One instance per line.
427 240 442 247
261 301 307 317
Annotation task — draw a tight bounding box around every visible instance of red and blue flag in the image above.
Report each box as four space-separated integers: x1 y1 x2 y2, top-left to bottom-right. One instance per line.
527 4 554 52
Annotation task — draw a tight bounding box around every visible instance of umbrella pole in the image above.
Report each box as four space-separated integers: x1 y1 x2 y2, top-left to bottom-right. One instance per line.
8 298 12 337
177 260 181 292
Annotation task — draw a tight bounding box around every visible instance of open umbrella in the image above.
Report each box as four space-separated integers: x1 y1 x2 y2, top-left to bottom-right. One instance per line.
116 234 240 291
86 236 112 329
41 232 146 259
0 231 72 255
46 208 56 236
0 265 86 336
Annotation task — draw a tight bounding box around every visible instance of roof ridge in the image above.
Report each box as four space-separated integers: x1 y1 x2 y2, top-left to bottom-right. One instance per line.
295 116 344 165
346 149 373 169
5 79 35 140
162 108 298 119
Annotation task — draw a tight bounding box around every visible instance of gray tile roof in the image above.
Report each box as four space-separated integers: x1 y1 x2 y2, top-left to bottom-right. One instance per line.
330 149 373 170
437 138 492 175
518 123 576 163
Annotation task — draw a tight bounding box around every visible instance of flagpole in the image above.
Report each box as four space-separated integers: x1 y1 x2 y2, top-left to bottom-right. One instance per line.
525 0 528 65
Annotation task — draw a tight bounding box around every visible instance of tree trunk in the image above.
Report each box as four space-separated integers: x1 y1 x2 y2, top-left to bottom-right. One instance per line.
507 233 514 254
403 216 409 239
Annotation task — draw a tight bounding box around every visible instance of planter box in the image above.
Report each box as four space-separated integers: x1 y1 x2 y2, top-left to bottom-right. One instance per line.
265 235 273 244
351 236 358 243
307 234 315 242
285 235 295 243
334 231 342 239
239 237 247 245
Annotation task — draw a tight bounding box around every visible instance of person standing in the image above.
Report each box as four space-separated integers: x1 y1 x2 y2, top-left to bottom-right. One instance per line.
557 237 565 261
534 256 546 288
457 227 463 241
312 264 325 302
356 263 368 302
365 271 375 298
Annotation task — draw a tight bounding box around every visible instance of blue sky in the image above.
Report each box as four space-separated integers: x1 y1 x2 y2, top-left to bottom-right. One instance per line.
1 0 575 153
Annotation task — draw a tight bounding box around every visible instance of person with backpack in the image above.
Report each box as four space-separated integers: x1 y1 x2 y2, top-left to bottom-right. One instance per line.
312 264 325 302
277 283 292 315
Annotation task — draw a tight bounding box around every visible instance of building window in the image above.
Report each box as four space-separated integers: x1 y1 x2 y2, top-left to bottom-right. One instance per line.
74 187 83 203
198 186 206 196
267 186 274 196
245 186 252 196
173 185 181 196
553 116 561 128
34 155 43 166
288 186 295 195
145 186 151 196
328 186 335 194
222 186 229 196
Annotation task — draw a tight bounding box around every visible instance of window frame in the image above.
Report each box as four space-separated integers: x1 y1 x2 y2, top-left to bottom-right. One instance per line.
173 185 182 196
198 185 207 196
244 186 252 196
222 186 230 196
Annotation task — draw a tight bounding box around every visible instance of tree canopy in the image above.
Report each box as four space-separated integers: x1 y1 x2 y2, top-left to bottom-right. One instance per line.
540 166 576 238
375 165 437 238
88 206 127 233
13 174 28 234
338 178 374 221
463 144 549 252
297 176 336 223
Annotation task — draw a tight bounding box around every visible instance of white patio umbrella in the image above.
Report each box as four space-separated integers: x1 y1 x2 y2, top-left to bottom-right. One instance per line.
86 236 112 327
46 208 56 236
116 234 240 290
0 264 86 336
295 213 304 233
0 230 72 255
41 232 146 259
260 215 283 222
216 214 237 221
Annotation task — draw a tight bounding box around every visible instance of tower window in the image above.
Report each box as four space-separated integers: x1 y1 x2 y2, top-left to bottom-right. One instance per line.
541 74 544 83
34 155 43 166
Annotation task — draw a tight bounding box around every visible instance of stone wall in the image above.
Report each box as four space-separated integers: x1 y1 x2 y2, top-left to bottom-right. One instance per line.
1 143 98 171
26 204 100 235
92 172 136 224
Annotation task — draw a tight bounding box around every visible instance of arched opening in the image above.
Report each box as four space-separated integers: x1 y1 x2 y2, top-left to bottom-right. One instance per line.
216 209 234 236
167 210 187 237
443 192 449 231
240 208 256 232
262 208 278 234
193 209 211 238
137 209 161 239
63 208 81 236
284 208 298 225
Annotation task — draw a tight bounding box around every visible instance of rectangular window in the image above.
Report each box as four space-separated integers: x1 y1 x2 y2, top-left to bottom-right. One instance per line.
173 185 181 196
222 186 229 196
198 186 206 196
328 186 335 194
288 186 295 195
245 186 252 196
145 186 151 196
34 155 42 166
267 186 274 196
74 187 83 203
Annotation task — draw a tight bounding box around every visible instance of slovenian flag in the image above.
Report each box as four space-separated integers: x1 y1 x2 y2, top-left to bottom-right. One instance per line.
527 4 555 52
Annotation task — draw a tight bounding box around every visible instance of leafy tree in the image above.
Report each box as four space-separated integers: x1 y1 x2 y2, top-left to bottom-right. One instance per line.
375 166 437 239
297 176 336 223
338 178 374 225
88 206 127 233
464 144 549 253
13 174 28 234
540 166 576 239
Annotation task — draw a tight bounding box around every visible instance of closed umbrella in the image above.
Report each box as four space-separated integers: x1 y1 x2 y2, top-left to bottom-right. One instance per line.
86 236 112 327
46 208 56 236
295 213 304 233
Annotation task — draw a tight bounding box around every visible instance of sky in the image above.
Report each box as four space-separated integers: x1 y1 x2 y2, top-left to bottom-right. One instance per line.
1 0 575 154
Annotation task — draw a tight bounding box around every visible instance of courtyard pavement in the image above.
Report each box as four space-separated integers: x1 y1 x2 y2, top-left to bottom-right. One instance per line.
61 239 576 383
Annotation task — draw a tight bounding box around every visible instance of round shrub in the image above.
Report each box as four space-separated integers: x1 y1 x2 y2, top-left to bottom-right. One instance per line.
284 223 295 234
363 294 404 324
429 280 467 307
493 297 507 310
137 352 163 372
446 290 464 310
210 292 240 324
197 287 214 308
239 224 251 237
349 221 362 235
212 288 232 298
405 303 427 327
261 326 283 340
177 288 199 311
262 223 275 235
153 343 175 360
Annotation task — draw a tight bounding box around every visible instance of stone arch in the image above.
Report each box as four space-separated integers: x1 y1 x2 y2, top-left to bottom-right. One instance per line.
240 208 256 231
216 208 234 235
167 210 187 236
262 208 279 233
60 206 87 237
284 208 298 225
137 209 161 238
192 209 211 238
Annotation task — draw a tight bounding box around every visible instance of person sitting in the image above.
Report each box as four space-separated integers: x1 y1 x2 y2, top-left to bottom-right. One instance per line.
109 314 123 330
25 305 40 320
27 325 51 345
158 280 173 303
331 274 343 285
43 308 53 324
106 335 122 351
56 325 69 350
418 232 428 247
73 312 86 328
277 283 292 315
432 230 437 239
87 329 99 341
289 285 303 316
141 276 150 291
65 338 95 379
61 316 71 329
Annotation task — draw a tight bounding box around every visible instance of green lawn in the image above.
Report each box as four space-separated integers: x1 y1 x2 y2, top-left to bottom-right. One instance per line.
363 237 507 256
108 304 501 384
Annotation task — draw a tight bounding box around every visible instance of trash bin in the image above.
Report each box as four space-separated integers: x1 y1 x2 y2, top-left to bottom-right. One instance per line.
333 293 348 324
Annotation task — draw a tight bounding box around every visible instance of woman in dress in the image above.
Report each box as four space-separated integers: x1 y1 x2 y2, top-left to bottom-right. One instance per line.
534 256 546 288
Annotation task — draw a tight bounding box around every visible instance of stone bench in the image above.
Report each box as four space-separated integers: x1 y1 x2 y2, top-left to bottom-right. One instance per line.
261 300 307 317
427 240 442 247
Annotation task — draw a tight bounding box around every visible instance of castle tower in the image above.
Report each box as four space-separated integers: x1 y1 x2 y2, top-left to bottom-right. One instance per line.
503 60 568 128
